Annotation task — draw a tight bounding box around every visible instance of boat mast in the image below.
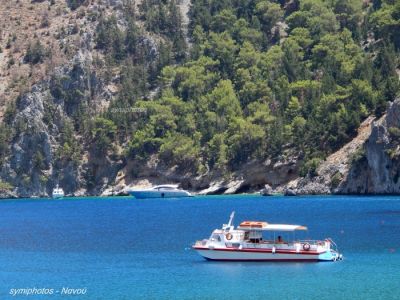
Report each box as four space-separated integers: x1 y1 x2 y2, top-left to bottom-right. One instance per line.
227 211 235 227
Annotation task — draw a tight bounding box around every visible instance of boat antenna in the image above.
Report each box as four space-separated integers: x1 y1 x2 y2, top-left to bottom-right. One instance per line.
227 211 235 227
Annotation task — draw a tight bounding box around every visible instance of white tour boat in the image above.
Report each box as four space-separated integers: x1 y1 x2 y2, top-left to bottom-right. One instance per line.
128 184 193 199
52 184 64 198
193 212 343 262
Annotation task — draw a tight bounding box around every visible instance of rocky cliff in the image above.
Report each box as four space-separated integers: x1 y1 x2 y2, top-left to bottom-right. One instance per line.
0 0 399 198
0 50 112 197
340 98 400 194
0 0 305 198
285 98 400 195
0 0 154 197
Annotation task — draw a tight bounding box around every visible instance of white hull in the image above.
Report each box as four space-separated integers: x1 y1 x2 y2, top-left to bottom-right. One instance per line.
194 248 338 261
193 212 343 262
129 190 192 199
52 191 64 198
52 185 64 198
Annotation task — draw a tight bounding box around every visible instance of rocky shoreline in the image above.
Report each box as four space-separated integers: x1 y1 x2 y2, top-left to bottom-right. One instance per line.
99 98 400 197
2 94 400 199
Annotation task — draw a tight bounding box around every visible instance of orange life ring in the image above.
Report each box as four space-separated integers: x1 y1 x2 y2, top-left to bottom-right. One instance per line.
303 243 311 251
226 233 233 240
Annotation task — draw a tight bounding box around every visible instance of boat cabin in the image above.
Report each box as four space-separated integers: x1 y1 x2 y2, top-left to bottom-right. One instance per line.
210 217 309 246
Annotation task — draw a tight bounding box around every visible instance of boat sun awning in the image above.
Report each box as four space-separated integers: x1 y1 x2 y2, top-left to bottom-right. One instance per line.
238 221 307 231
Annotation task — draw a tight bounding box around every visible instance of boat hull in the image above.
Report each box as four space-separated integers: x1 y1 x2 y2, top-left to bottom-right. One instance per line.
129 191 192 199
52 194 64 198
194 247 338 261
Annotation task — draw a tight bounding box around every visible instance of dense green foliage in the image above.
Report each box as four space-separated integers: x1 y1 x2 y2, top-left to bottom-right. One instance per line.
5 0 397 183
0 124 11 167
89 0 400 176
54 119 81 168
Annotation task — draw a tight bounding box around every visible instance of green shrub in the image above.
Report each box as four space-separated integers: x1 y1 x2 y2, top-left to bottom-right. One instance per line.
24 40 46 64
300 157 322 177
0 125 11 164
385 148 398 160
331 172 342 188
89 117 117 154
22 175 31 186
350 148 366 164
388 127 400 143
0 181 13 191
39 175 49 185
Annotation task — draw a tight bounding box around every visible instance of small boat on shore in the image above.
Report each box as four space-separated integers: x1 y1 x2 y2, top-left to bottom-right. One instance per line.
193 212 342 262
128 185 192 199
52 184 64 198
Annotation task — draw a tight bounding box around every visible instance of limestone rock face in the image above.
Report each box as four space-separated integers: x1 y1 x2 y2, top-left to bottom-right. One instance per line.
284 188 296 196
7 86 55 197
0 189 17 199
113 152 300 196
0 1 185 198
284 116 375 195
287 98 400 195
260 184 273 196
0 51 114 198
340 98 400 194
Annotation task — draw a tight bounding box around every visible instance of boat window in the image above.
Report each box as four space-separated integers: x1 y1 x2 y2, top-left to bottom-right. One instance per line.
211 234 220 241
159 186 174 190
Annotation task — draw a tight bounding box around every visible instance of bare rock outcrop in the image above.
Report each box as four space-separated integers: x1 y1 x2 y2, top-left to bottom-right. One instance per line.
287 98 400 195
260 184 273 196
284 116 375 194
109 153 300 196
340 98 400 193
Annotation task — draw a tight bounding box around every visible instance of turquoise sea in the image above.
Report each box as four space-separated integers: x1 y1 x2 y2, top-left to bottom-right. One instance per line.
0 195 399 299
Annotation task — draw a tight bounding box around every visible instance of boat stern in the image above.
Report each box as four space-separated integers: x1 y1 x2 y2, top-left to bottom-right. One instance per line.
318 238 343 261
318 250 343 261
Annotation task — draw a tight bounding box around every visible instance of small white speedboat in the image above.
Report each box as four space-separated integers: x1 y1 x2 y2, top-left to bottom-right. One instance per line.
52 184 64 198
193 212 343 262
128 185 192 199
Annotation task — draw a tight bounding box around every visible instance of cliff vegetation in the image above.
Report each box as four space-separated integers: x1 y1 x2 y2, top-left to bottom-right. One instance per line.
0 0 399 196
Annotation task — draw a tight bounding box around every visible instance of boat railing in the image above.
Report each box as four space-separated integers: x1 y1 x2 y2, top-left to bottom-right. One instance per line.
296 239 331 247
240 239 330 250
325 238 339 252
296 239 327 244
243 239 327 245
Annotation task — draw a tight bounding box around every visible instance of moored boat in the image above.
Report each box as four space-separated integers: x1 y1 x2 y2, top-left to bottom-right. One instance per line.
52 184 64 198
193 212 342 262
128 184 192 199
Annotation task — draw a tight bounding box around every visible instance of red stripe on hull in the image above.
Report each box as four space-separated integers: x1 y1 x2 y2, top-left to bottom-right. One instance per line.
193 246 324 256
204 257 320 262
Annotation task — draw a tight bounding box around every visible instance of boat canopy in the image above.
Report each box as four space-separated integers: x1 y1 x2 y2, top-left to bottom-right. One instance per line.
238 222 307 231
239 221 268 228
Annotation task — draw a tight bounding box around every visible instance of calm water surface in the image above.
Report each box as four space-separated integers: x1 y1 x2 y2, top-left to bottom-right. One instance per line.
0 195 399 299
